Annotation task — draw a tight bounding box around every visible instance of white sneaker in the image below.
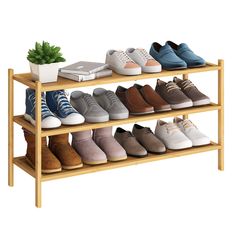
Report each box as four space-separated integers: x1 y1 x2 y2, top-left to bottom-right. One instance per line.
126 48 162 73
105 50 141 75
174 117 210 146
155 120 192 150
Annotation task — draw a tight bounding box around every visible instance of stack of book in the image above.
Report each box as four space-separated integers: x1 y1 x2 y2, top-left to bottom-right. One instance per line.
59 61 112 82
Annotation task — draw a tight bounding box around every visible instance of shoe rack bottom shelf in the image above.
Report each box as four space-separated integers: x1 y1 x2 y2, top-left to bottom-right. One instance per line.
14 142 221 182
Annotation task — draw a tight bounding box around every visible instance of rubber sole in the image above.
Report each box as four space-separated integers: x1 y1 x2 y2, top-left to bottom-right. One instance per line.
142 65 162 73
127 153 148 158
163 66 187 71
110 65 142 76
62 163 83 170
109 113 129 120
155 108 172 112
170 101 193 109
130 110 155 115
108 156 128 162
25 157 62 174
83 159 108 165
188 64 206 68
24 113 61 129
193 98 211 106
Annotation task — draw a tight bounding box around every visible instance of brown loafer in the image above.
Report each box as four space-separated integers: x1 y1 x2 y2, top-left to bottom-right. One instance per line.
49 133 83 170
116 86 154 115
134 84 171 112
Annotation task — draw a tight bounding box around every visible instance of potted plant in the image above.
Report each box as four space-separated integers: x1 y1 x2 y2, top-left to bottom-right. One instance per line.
27 41 66 83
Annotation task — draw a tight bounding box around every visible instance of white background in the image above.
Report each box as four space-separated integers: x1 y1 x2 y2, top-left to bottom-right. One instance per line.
0 0 235 235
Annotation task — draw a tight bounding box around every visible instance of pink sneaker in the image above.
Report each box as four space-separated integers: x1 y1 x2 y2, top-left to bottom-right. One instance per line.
93 127 127 162
72 130 107 165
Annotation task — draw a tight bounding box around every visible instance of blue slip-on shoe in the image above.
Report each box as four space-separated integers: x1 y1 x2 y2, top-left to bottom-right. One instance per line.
150 42 187 70
46 90 85 125
166 41 206 68
24 88 61 129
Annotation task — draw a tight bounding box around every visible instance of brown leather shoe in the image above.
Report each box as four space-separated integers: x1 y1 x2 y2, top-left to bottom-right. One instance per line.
23 129 62 174
116 86 154 115
134 84 171 112
114 127 147 157
49 133 83 170
132 124 166 154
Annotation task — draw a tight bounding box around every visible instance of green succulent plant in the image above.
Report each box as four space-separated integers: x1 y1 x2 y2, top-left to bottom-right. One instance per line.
27 41 66 65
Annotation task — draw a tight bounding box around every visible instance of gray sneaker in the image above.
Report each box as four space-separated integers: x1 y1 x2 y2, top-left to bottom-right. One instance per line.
173 77 211 106
93 88 129 120
70 91 109 123
155 79 193 109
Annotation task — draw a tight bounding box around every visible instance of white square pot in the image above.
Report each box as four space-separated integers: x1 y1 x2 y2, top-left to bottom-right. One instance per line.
29 62 59 83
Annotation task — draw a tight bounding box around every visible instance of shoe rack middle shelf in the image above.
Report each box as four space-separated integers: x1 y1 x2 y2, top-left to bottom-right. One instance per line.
14 103 220 137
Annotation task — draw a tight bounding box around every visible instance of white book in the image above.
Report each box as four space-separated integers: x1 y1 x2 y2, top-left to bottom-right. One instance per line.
60 61 109 75
58 72 95 82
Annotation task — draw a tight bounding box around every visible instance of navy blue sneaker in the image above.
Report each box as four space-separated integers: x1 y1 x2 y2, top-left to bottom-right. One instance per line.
166 41 206 68
24 89 61 129
150 42 187 70
46 90 85 125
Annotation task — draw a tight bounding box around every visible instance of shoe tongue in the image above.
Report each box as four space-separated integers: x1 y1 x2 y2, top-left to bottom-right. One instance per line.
173 77 181 84
157 79 166 86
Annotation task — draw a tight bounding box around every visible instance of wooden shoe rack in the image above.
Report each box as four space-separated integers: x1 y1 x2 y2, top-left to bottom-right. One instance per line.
8 59 224 207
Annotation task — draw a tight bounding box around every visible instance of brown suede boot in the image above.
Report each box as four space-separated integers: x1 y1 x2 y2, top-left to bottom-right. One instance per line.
23 129 62 174
49 133 83 170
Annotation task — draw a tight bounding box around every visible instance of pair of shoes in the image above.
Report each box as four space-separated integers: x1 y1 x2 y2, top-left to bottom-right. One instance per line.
24 89 84 128
150 41 206 70
106 48 161 75
23 129 83 173
72 127 127 165
156 77 211 109
155 117 210 150
115 124 166 157
116 84 171 115
70 88 129 123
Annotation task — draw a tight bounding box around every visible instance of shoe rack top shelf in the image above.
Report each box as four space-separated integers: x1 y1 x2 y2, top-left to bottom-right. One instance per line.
14 103 221 137
12 62 220 91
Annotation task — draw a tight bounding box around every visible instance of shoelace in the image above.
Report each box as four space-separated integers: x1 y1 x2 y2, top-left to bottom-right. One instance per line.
181 80 195 90
29 93 52 119
166 82 181 93
106 91 119 104
117 51 134 64
83 94 98 107
54 90 75 116
138 49 152 60
165 123 179 134
182 119 196 129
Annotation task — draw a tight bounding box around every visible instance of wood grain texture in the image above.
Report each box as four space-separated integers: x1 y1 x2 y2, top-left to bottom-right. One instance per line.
218 59 224 170
35 81 42 208
8 69 14 186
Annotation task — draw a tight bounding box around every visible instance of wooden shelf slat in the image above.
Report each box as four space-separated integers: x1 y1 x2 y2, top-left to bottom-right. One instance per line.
13 63 220 91
13 142 221 182
13 103 221 137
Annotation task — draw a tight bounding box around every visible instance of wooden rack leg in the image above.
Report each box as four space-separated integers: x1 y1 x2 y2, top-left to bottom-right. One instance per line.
183 74 189 120
218 59 224 170
35 81 42 207
8 69 14 186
